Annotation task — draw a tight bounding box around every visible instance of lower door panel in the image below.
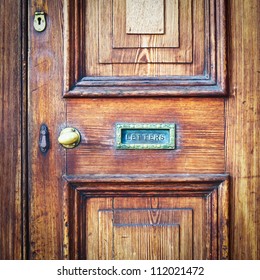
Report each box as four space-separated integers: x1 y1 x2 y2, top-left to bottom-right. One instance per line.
64 174 229 260
64 98 228 259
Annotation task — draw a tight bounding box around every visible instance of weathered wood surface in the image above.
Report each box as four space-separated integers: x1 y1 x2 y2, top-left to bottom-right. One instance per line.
67 98 225 175
64 176 229 260
64 0 225 96
25 0 259 260
226 0 260 259
0 0 24 260
28 0 66 259
126 0 165 34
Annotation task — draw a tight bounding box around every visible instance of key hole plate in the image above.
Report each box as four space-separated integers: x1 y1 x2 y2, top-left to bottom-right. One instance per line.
34 12 46 32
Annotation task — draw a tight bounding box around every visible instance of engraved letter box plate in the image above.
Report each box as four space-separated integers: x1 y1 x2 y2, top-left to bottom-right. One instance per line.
116 123 176 150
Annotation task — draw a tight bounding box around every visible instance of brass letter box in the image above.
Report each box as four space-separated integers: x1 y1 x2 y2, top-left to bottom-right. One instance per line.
116 123 176 150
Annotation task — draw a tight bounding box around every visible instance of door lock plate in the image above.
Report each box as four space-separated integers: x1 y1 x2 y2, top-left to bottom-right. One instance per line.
39 124 50 154
33 12 46 32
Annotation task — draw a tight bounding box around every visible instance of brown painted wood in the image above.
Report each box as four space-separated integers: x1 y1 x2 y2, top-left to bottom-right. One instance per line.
0 0 25 260
226 0 260 259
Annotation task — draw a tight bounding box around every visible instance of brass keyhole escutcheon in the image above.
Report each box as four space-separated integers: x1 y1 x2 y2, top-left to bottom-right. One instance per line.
58 127 81 149
33 12 46 32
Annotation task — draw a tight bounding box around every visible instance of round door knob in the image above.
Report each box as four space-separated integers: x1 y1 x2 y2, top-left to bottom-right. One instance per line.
58 127 81 148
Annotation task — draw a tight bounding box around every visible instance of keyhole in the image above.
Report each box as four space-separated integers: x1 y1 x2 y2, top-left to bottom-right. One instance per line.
34 12 46 32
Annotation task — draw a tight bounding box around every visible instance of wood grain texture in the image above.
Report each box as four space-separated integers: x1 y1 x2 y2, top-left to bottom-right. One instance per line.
114 0 179 48
0 0 23 260
111 211 186 259
64 0 85 92
28 0 66 259
139 0 179 48
3 0 259 261
113 0 140 48
226 0 260 259
67 98 225 174
65 174 229 183
126 0 164 34
64 0 226 96
98 0 192 64
64 176 229 259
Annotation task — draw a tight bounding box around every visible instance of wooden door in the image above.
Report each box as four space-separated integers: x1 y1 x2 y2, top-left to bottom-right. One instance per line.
28 0 230 260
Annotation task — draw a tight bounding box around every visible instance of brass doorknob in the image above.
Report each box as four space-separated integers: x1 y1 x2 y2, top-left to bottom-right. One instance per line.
58 127 81 148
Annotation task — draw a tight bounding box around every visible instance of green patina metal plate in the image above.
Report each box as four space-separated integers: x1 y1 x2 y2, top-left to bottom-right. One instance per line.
116 123 176 150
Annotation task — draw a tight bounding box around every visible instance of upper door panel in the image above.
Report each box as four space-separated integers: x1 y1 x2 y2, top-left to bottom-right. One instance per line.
64 0 226 97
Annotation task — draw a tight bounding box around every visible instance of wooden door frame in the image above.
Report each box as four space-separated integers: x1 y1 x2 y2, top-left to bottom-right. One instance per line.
226 0 260 259
0 0 28 260
0 0 259 260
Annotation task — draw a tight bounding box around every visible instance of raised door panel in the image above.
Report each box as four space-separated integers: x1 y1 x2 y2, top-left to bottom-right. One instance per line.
125 0 165 35
99 0 190 63
98 209 188 260
64 0 226 96
64 175 229 260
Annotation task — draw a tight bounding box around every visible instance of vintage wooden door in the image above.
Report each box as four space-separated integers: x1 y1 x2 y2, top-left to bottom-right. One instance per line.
28 0 230 259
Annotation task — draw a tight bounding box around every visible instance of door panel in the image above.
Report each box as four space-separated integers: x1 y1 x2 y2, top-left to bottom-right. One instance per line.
98 0 191 63
65 0 226 96
67 98 224 174
64 175 229 259
29 0 229 260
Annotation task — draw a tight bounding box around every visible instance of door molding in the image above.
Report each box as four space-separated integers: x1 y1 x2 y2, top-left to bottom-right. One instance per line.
64 0 227 97
64 174 229 259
